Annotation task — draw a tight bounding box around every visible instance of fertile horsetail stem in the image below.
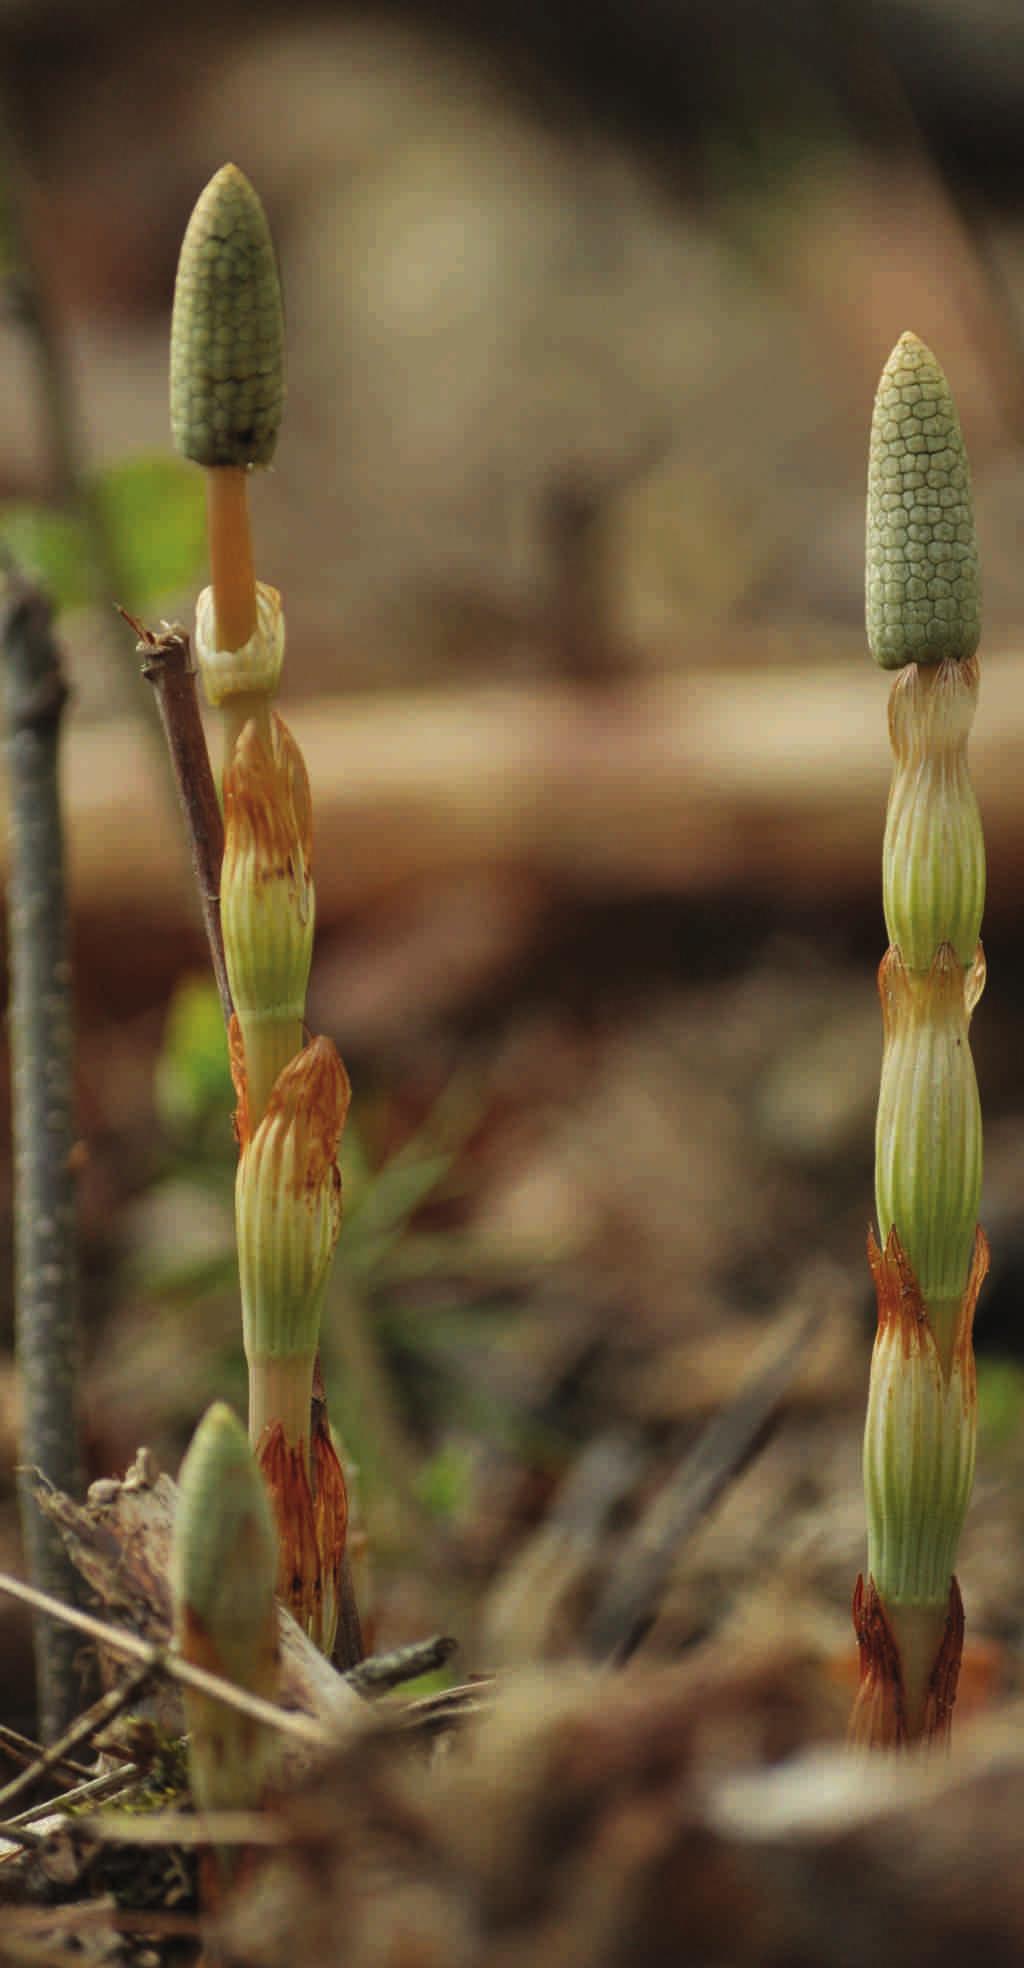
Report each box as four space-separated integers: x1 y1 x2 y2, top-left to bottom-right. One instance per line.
852 333 987 1748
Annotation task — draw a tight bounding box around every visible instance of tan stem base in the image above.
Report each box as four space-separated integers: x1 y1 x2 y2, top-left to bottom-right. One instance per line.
255 1418 347 1657
248 1355 314 1453
849 1573 964 1748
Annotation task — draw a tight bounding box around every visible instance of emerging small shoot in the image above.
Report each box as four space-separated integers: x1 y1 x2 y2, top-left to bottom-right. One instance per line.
171 1401 279 1838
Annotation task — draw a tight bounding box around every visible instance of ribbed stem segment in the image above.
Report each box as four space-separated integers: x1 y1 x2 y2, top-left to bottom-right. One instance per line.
235 1037 351 1650
222 712 314 1130
874 946 983 1355
863 1229 984 1611
236 1037 348 1375
883 657 984 970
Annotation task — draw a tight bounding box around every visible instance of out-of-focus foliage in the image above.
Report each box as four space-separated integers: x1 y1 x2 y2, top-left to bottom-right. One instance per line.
151 976 470 1292
977 1358 1024 1450
143 978 544 1546
155 973 234 1144
0 454 204 611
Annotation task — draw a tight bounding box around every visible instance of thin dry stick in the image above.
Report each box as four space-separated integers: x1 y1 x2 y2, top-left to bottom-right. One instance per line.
125 614 233 1024
347 1633 456 1696
0 1818 44 1850
0 1720 92 1782
0 1663 151 1816
2 573 84 1741
4 1761 140 1831
87 1808 287 1848
399 1681 493 1737
0 1905 202 1944
0 1570 323 1749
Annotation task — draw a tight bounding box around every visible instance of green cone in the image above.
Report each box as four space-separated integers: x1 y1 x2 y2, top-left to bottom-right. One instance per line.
866 333 980 671
170 163 285 469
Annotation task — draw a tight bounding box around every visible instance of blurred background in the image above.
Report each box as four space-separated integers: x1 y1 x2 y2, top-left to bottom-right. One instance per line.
2 0 1024 1726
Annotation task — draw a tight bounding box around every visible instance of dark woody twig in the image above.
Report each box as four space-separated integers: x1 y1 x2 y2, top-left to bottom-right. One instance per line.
124 613 233 1025
0 1720 92 1783
2 571 84 1741
345 1634 456 1696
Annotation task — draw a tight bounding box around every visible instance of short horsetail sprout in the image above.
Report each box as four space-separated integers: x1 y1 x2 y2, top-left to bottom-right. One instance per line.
851 334 987 1748
171 1403 279 1830
235 1036 351 1652
171 162 284 665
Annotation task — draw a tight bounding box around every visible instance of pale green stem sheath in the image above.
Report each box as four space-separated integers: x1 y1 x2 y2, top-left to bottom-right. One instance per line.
194 580 285 741
236 1037 347 1400
248 1354 316 1449
874 941 982 1372
853 333 986 1749
221 710 314 1130
234 1038 350 1651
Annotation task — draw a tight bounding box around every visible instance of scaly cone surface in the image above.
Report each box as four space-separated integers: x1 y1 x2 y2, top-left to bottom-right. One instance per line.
170 162 284 471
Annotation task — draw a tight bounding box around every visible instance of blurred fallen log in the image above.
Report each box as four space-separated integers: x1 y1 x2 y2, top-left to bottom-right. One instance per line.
220 1656 1024 1968
18 643 1024 930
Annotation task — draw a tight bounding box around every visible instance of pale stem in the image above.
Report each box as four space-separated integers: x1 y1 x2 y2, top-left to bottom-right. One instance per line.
925 1295 963 1382
205 465 257 654
887 1600 949 1738
248 1353 315 1459
220 691 274 780
241 1016 306 1134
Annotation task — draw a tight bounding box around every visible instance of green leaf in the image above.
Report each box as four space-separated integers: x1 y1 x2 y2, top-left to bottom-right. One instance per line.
0 453 204 614
156 975 233 1132
977 1358 1024 1450
415 1440 474 1521
0 503 90 609
93 453 205 604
